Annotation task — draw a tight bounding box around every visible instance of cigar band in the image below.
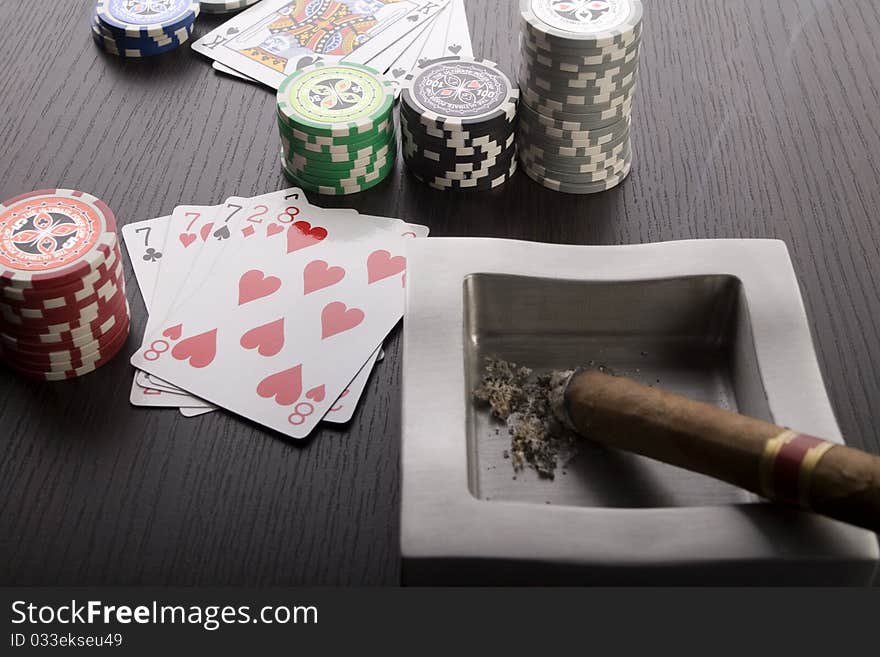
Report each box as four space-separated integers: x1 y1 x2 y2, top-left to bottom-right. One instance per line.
759 430 836 508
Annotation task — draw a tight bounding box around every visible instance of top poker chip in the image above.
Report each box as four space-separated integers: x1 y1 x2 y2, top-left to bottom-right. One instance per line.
398 57 519 192
0 189 118 289
94 0 200 38
277 62 395 138
400 57 519 131
520 0 643 47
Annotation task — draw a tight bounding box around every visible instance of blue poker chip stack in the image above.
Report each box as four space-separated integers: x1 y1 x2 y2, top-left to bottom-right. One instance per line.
91 0 200 58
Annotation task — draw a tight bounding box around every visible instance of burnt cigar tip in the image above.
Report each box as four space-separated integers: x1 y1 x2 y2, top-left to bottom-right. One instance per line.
549 368 577 430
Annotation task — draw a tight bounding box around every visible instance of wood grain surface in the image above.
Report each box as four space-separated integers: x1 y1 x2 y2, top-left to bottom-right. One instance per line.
0 0 878 585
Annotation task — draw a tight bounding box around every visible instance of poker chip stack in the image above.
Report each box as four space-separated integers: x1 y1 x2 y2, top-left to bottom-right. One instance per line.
199 0 260 14
399 57 519 191
517 0 642 194
91 0 199 58
0 190 130 381
277 62 397 196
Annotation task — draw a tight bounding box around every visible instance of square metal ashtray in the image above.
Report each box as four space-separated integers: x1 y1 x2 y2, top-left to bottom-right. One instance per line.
400 238 879 584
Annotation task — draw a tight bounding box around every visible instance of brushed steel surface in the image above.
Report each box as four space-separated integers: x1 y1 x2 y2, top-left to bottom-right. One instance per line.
464 274 760 508
401 238 879 584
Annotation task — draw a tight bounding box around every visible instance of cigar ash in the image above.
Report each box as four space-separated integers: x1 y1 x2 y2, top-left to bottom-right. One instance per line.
473 356 581 479
472 354 748 508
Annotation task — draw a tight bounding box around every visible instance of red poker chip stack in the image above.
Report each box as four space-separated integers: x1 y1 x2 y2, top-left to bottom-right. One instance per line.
0 189 130 380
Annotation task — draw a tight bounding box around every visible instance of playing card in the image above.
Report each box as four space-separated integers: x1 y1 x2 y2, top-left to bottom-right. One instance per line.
131 213 416 439
385 5 443 86
122 215 170 308
411 0 452 64
161 199 411 339
384 0 472 87
321 344 382 423
137 370 193 394
193 0 426 89
123 214 213 409
148 204 223 322
343 0 449 67
129 384 209 409
160 210 427 423
213 61 256 83
138 191 311 394
127 194 426 425
151 340 379 417
444 0 473 58
359 9 438 74
436 0 474 59
127 191 312 407
412 0 471 67
171 335 382 419
131 203 226 405
180 406 215 418
124 191 428 426
135 371 171 391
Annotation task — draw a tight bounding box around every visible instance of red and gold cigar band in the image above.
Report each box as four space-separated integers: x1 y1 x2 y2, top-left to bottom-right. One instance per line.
759 430 837 508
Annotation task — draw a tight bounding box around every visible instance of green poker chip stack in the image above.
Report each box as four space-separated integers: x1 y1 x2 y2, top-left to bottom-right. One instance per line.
276 62 397 195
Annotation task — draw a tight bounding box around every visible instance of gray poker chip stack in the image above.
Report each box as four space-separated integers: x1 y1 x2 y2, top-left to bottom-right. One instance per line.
517 0 642 194
398 57 519 191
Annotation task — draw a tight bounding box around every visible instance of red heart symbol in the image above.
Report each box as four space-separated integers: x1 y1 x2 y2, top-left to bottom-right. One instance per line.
240 318 285 357
171 329 217 369
267 223 284 237
287 221 327 253
238 269 281 305
321 301 364 339
306 384 325 402
367 249 407 284
303 259 345 295
163 324 183 340
179 233 197 248
257 365 302 406
199 222 214 242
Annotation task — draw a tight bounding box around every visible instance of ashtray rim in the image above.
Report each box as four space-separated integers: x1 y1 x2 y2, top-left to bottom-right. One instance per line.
400 238 879 580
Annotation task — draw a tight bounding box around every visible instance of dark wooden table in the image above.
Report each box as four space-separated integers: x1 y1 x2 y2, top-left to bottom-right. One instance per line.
1 1 878 585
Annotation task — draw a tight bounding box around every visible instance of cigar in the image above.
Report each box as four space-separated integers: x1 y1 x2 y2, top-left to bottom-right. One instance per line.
551 369 880 532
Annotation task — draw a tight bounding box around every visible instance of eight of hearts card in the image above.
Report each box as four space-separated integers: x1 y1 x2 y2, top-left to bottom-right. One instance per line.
123 192 427 426
125 189 331 410
131 212 413 439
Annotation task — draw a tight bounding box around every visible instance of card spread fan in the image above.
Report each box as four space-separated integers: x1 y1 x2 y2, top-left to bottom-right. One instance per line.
122 188 428 435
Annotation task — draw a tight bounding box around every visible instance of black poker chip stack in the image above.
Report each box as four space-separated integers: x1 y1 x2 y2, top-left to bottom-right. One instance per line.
399 56 519 191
